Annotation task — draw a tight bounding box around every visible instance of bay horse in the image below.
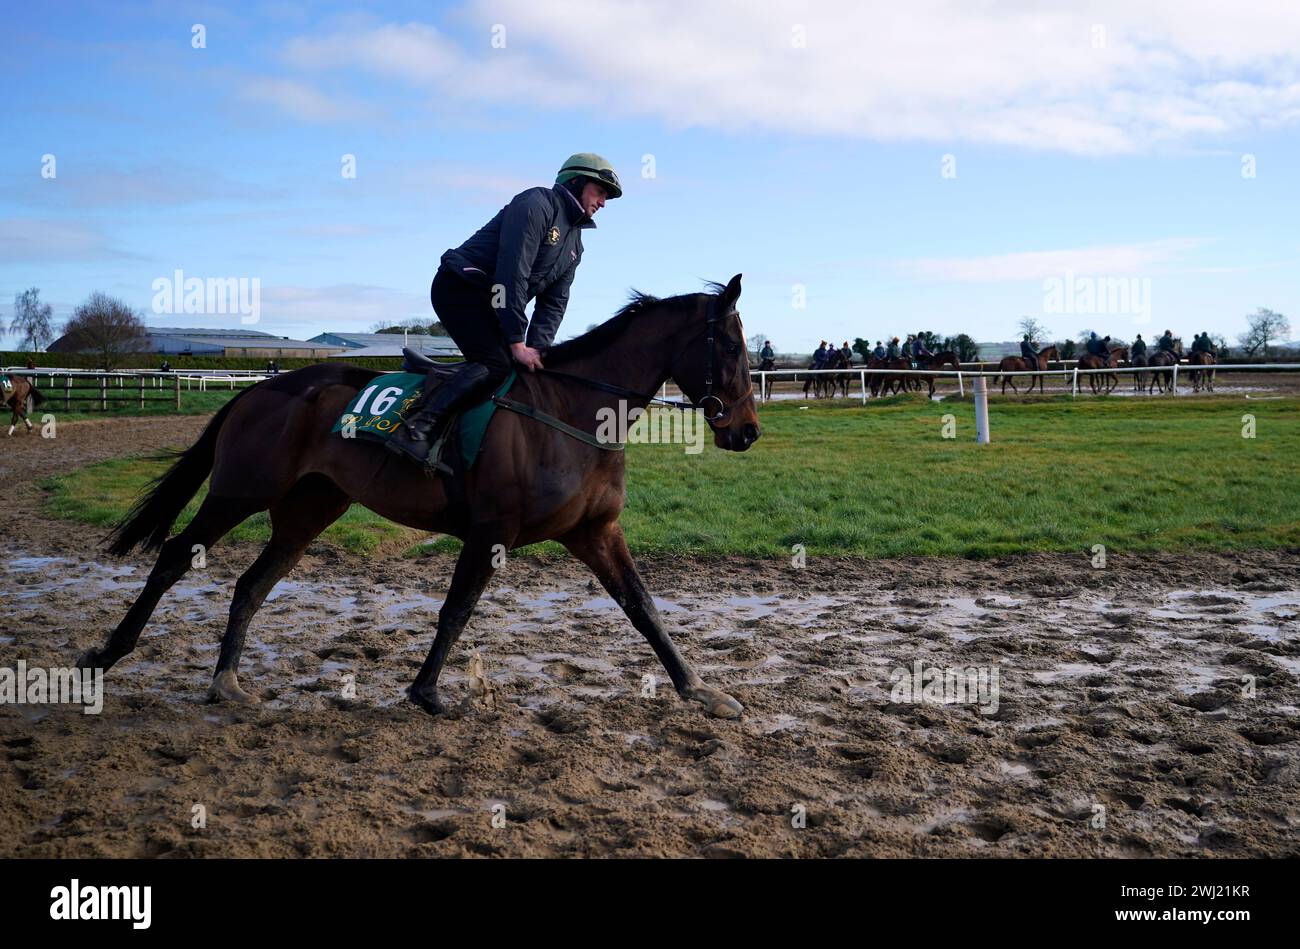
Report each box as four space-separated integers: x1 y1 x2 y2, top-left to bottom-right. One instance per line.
1130 351 1149 391
79 275 760 720
1077 346 1128 395
1146 344 1182 394
913 351 962 398
996 345 1058 396
1188 351 1216 392
2 373 45 435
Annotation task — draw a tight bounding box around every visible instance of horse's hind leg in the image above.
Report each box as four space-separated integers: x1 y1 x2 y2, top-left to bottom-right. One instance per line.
562 520 742 719
210 475 351 704
78 495 264 672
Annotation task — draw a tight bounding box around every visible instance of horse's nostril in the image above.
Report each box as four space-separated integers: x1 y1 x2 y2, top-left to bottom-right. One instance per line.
744 424 760 444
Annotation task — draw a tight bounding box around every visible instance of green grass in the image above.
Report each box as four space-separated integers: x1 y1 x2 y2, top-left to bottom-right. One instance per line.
43 393 1300 560
30 388 242 421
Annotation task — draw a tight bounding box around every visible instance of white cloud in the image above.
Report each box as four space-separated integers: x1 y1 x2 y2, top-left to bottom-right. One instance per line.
256 283 428 331
246 1 1300 153
897 238 1206 282
0 218 131 262
239 77 365 122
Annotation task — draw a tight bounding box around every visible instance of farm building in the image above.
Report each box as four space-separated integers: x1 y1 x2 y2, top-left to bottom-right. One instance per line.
48 326 343 359
313 331 462 359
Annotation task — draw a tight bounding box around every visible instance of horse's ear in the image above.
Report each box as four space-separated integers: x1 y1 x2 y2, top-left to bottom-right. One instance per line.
720 273 742 313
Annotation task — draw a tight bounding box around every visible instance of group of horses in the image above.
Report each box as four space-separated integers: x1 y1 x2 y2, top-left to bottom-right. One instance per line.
759 339 1220 401
997 340 1218 396
766 350 964 400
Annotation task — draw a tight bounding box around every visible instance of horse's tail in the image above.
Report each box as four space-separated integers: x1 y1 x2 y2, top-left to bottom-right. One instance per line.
106 387 253 556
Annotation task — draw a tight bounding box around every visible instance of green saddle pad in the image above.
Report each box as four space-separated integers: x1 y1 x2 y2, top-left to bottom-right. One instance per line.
331 370 516 469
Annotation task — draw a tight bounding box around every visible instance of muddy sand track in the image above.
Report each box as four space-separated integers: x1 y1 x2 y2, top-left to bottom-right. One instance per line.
2 416 1299 857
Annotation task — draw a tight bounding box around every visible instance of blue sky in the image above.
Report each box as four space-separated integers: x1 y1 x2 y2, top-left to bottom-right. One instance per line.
2 0 1297 352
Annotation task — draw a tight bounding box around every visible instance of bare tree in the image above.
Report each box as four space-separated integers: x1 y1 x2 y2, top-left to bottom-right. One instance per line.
9 287 55 352
1017 316 1049 341
61 292 149 370
1237 308 1291 358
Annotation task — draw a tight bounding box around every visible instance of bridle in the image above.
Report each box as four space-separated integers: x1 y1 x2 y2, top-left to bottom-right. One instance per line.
538 295 751 426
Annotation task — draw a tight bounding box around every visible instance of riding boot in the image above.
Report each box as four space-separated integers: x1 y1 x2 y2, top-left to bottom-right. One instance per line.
386 363 492 470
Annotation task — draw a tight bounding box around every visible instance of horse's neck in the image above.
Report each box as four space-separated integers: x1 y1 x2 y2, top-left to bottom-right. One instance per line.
540 305 690 409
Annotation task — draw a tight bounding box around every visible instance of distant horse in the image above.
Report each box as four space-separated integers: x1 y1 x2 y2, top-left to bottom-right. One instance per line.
1188 351 1217 392
915 351 963 398
1077 346 1128 395
997 345 1059 396
875 358 914 397
825 350 853 399
1130 351 1149 392
1146 341 1184 394
2 373 45 436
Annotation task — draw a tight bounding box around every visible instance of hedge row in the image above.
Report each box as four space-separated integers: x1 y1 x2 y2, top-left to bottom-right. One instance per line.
2 351 454 372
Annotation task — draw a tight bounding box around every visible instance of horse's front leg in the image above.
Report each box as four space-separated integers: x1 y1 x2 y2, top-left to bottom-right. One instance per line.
562 520 742 719
409 535 503 715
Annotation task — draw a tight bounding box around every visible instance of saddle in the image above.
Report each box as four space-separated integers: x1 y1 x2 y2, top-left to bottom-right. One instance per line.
401 347 461 376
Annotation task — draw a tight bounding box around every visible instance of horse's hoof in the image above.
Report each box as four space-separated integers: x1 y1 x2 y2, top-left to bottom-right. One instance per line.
75 648 103 670
407 687 447 717
684 685 743 719
208 671 260 705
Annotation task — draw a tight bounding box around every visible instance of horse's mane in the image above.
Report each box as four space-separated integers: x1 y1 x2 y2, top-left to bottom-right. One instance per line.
544 283 723 365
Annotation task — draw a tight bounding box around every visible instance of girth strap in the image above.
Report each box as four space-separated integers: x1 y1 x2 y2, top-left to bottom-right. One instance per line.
492 394 624 452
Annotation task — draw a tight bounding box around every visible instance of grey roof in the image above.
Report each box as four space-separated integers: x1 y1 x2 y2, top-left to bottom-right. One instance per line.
328 337 462 359
312 332 460 353
148 327 278 339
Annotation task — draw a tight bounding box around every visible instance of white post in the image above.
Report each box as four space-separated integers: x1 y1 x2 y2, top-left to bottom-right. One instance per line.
1171 363 1179 394
860 370 867 404
1071 367 1078 398
973 375 990 444
957 371 964 397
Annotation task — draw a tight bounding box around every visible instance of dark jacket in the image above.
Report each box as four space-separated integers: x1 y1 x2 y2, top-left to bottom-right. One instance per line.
440 184 593 348
872 345 886 360
1131 338 1147 356
1157 334 1176 352
1020 341 1039 362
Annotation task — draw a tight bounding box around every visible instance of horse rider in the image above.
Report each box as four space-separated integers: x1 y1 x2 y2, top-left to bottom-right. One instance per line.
901 335 915 365
1020 334 1040 368
160 359 172 372
872 340 886 361
886 336 901 360
839 340 853 364
1157 329 1176 354
812 340 828 369
1085 332 1109 360
912 332 933 364
1130 333 1147 358
758 340 775 369
388 152 621 465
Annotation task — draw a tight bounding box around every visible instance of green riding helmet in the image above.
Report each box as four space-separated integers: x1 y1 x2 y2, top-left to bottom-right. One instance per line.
556 152 623 198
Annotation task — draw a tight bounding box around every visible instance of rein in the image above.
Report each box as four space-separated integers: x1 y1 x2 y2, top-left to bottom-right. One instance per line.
494 295 748 450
